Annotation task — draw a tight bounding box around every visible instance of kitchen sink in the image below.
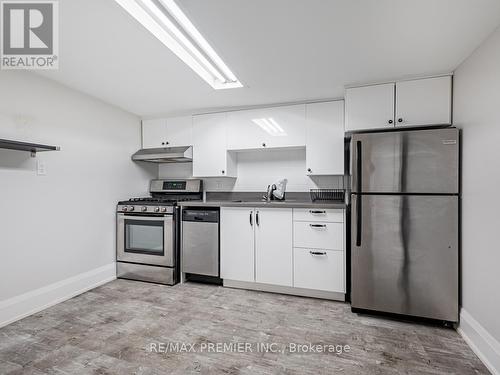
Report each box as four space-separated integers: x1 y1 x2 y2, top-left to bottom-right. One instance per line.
231 200 296 204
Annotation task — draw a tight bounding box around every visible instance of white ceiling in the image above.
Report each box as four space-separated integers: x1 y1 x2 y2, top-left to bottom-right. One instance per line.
37 0 500 117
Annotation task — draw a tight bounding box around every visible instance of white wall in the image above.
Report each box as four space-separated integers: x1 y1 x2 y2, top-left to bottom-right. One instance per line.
0 71 155 325
158 148 343 192
454 25 500 374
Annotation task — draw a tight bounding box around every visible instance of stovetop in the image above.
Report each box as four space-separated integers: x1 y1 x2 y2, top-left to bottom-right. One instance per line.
118 196 201 206
117 179 203 213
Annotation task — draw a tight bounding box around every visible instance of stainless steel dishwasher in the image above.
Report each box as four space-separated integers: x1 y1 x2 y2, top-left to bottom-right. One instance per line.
181 208 220 280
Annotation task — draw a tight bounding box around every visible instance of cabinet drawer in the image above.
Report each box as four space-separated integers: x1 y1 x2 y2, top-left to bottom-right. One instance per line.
293 222 343 250
293 248 344 292
293 208 344 223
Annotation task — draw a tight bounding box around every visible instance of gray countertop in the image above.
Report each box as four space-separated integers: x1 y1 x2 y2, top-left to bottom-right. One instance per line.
178 200 347 209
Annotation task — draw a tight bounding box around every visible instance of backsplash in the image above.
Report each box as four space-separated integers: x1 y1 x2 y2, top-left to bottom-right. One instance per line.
158 148 349 192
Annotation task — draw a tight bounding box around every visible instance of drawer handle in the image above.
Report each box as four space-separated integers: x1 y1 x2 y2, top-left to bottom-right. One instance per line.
309 210 326 214
310 251 327 256
310 224 327 228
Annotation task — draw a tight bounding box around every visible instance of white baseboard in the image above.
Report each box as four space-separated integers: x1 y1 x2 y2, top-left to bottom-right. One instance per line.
0 263 116 328
458 308 500 375
223 279 346 301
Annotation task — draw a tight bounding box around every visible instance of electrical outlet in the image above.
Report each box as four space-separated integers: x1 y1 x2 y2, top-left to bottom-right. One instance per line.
36 160 47 176
216 179 223 190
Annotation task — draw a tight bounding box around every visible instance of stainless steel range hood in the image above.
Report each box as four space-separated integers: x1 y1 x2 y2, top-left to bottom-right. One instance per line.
132 146 193 163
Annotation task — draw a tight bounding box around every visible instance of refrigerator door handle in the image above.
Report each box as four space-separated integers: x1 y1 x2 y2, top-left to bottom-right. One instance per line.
356 140 362 193
355 194 362 247
354 140 363 247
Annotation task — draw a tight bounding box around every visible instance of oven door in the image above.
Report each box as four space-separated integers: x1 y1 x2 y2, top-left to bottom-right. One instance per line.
117 213 173 267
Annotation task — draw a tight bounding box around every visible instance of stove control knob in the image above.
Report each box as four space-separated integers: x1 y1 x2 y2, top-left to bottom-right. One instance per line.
128 206 135 211
141 206 147 212
154 207 160 212
161 207 167 213
122 206 128 212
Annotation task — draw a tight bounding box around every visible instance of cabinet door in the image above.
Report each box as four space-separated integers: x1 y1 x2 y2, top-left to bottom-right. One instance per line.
226 109 265 150
166 116 192 147
142 119 166 149
220 207 255 282
306 101 344 175
192 113 235 177
396 76 452 127
255 208 293 286
345 83 395 131
227 105 306 150
265 104 306 148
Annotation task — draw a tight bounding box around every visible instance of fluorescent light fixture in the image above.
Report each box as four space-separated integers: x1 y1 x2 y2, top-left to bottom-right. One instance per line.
253 118 287 137
114 0 242 89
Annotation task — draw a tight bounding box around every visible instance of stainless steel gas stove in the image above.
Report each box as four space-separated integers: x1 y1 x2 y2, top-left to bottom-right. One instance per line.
116 179 203 285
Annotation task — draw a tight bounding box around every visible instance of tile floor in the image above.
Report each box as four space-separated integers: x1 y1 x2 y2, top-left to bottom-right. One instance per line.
0 279 488 374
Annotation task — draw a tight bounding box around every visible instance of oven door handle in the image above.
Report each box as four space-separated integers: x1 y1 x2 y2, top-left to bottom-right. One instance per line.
117 213 172 222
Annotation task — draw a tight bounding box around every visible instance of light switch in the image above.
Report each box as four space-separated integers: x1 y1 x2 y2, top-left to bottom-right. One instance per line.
36 160 47 176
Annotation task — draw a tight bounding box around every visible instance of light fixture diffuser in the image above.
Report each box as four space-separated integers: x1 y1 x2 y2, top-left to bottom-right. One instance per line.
114 0 242 89
253 118 287 137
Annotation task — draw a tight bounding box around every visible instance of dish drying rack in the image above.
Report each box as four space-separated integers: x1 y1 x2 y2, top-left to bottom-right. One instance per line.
310 177 348 202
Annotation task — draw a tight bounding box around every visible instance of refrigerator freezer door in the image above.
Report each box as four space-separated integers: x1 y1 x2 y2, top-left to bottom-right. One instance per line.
351 194 459 322
351 128 459 194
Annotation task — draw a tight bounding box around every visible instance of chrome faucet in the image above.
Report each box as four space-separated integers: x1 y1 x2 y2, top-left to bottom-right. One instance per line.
263 184 276 202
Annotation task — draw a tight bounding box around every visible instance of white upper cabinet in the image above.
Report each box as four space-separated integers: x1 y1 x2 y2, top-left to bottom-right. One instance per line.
142 119 166 149
142 116 192 148
226 109 265 150
396 76 452 127
166 116 192 147
345 76 453 132
306 101 345 175
345 83 395 132
255 208 293 287
192 113 236 178
226 104 306 150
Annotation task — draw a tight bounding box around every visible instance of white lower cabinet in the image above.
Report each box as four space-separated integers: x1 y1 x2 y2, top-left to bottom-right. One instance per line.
293 208 344 223
293 248 344 293
293 221 343 250
220 206 345 300
255 208 293 286
220 207 293 286
293 208 345 295
220 207 255 282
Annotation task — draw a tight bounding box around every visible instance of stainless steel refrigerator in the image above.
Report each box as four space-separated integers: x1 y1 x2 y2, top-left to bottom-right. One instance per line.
350 127 459 323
